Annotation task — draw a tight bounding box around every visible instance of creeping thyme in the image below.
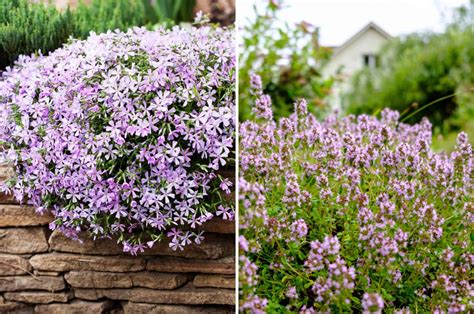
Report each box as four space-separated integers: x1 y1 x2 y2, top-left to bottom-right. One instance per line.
239 74 473 313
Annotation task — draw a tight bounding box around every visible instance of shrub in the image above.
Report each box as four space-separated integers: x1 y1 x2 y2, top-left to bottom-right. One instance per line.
0 24 235 254
239 75 473 312
0 0 75 70
239 0 333 121
73 0 149 39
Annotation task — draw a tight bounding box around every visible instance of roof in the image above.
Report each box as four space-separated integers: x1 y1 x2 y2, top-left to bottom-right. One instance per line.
332 22 392 57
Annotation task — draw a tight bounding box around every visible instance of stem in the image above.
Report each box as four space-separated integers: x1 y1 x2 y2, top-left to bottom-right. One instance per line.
400 92 459 123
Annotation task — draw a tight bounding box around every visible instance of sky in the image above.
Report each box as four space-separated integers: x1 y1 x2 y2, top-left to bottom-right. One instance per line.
238 0 471 46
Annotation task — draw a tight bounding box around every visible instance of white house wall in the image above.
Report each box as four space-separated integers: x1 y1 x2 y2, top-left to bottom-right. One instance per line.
323 28 389 110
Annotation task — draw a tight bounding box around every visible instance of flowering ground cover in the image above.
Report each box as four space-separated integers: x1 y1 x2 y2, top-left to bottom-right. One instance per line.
0 23 235 255
239 74 473 313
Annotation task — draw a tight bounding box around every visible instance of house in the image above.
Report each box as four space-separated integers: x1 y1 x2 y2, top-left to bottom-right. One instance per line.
322 22 392 110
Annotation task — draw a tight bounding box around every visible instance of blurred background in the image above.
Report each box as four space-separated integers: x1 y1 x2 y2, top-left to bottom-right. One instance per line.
238 0 473 152
39 0 235 25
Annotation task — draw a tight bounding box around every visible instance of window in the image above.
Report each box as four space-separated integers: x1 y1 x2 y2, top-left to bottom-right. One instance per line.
363 54 378 68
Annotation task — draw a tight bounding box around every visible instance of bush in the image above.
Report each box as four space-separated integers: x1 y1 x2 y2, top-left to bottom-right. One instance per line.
0 0 75 70
0 0 197 71
72 0 149 39
239 0 333 121
0 24 235 255
239 75 473 312
73 0 197 39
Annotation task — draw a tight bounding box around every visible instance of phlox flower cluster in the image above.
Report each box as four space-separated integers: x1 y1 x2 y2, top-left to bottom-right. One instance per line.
239 74 473 312
0 25 235 254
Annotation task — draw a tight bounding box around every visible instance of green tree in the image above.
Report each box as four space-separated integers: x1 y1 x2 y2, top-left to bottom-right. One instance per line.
343 3 474 140
239 0 334 121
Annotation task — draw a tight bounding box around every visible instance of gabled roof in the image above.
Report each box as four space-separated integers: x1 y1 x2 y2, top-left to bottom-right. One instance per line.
332 22 392 57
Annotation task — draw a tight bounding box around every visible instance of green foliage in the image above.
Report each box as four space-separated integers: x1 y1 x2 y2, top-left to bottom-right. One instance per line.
343 4 474 138
0 0 74 70
73 0 149 39
74 0 196 39
0 0 196 71
239 0 334 121
143 0 196 25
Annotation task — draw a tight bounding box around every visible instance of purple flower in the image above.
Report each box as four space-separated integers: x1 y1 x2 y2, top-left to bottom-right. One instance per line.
239 74 472 312
362 293 384 313
0 25 235 253
219 178 233 194
239 235 249 252
286 286 298 299
216 205 234 220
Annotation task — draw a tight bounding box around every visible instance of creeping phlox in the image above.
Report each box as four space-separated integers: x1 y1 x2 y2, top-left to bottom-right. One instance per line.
0 25 235 254
239 74 473 313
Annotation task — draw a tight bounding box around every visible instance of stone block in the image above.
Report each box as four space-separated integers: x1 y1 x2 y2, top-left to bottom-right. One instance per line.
198 218 235 234
147 256 234 274
0 254 31 275
193 274 235 289
0 164 14 181
4 291 72 304
0 228 49 254
0 301 33 313
33 270 61 276
74 283 234 305
0 205 53 227
29 253 145 272
35 300 112 314
122 302 234 314
65 271 188 289
0 276 65 292
0 192 16 204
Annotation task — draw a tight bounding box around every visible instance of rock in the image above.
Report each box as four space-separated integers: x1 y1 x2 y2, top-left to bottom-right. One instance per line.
198 218 235 234
0 228 49 254
0 192 15 204
0 164 14 181
0 205 53 227
48 230 123 255
0 276 65 292
49 230 233 259
35 300 112 314
147 256 234 274
193 275 235 289
29 253 145 273
0 254 32 275
65 271 188 289
0 301 33 313
33 270 60 276
4 291 72 304
122 302 234 314
74 283 234 305
145 233 234 259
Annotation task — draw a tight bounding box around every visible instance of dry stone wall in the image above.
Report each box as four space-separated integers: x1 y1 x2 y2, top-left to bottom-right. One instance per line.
0 165 235 313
